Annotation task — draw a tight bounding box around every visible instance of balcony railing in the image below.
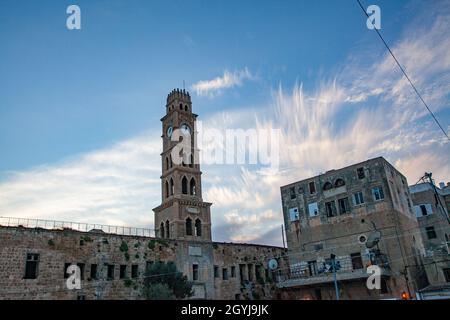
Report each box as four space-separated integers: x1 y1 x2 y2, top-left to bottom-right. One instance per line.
0 216 155 237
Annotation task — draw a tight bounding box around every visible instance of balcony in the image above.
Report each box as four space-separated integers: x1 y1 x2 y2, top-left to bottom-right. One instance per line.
277 267 391 288
277 250 391 289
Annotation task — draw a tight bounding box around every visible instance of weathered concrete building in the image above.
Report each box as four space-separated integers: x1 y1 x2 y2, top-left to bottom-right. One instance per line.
0 89 287 300
278 157 427 300
409 181 450 299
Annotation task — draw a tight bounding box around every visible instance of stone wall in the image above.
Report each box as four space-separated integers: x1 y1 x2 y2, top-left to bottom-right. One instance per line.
0 226 286 300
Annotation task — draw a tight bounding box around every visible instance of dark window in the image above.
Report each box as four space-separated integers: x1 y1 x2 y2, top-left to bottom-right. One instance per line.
131 265 138 279
239 264 245 283
334 179 345 187
77 263 85 280
64 263 71 278
190 178 196 195
222 268 228 280
255 265 262 281
231 266 236 277
351 253 363 270
107 265 115 280
165 181 169 198
357 167 365 179
308 261 318 276
338 197 350 214
309 182 316 194
420 205 428 216
372 186 385 201
165 157 169 170
353 192 364 205
120 265 127 279
323 182 333 191
170 178 174 195
247 264 253 281
90 264 97 280
24 253 39 279
77 294 86 300
325 201 337 217
214 266 219 278
160 222 165 238
195 219 202 237
165 220 170 238
193 264 199 281
426 226 437 239
290 187 296 199
443 268 450 282
235 294 241 300
186 218 192 236
182 176 188 194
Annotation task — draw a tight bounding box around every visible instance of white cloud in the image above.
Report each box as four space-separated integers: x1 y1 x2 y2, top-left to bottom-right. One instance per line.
0 4 449 247
191 68 254 97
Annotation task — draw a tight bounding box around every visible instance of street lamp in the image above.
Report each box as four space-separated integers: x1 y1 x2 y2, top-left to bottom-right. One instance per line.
330 254 340 300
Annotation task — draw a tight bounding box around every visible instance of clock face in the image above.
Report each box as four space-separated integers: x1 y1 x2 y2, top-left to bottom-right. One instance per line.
166 126 173 138
180 124 191 136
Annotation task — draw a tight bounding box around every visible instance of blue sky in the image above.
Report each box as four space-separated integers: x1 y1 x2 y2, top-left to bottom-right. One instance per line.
1 0 449 246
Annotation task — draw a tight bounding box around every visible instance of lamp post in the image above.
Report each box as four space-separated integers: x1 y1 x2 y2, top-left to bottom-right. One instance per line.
331 254 340 300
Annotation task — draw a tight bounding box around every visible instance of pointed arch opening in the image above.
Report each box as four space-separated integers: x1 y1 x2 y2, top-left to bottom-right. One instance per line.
160 222 165 238
165 157 169 170
165 181 169 198
190 178 196 196
186 217 193 236
165 220 170 238
169 154 173 168
170 178 174 195
182 176 188 194
195 219 202 237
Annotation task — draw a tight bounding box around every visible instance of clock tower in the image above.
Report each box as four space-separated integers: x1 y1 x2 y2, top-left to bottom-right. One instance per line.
153 89 212 241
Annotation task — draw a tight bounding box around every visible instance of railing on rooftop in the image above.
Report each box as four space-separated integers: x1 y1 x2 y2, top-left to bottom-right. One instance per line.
0 216 155 237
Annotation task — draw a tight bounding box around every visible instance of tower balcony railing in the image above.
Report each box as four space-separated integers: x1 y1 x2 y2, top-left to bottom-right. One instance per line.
0 216 155 238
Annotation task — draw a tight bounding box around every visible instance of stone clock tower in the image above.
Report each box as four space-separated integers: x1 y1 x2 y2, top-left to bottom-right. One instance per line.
153 89 212 241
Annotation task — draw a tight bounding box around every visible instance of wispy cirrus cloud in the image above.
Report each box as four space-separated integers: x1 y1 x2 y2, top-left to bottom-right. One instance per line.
191 67 255 97
0 3 449 247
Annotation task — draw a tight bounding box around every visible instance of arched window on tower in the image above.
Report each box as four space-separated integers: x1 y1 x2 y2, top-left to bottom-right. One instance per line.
179 103 183 110
195 219 202 237
185 105 188 111
165 181 169 198
169 154 173 168
186 218 192 236
165 220 170 238
190 178 196 196
182 177 188 194
160 222 165 238
166 157 169 170
170 178 174 195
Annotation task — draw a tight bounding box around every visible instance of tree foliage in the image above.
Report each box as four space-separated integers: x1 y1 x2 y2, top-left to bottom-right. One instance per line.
142 261 193 300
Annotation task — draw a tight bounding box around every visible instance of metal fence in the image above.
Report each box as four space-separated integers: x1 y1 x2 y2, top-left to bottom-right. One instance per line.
0 216 155 237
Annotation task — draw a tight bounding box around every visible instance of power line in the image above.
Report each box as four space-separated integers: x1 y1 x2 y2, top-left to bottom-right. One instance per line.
356 0 450 142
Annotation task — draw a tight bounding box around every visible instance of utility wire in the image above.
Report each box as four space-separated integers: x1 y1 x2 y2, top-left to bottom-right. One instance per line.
356 0 450 142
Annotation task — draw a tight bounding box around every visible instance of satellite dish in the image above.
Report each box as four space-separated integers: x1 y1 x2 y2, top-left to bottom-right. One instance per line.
365 231 381 248
358 234 367 245
268 259 278 270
